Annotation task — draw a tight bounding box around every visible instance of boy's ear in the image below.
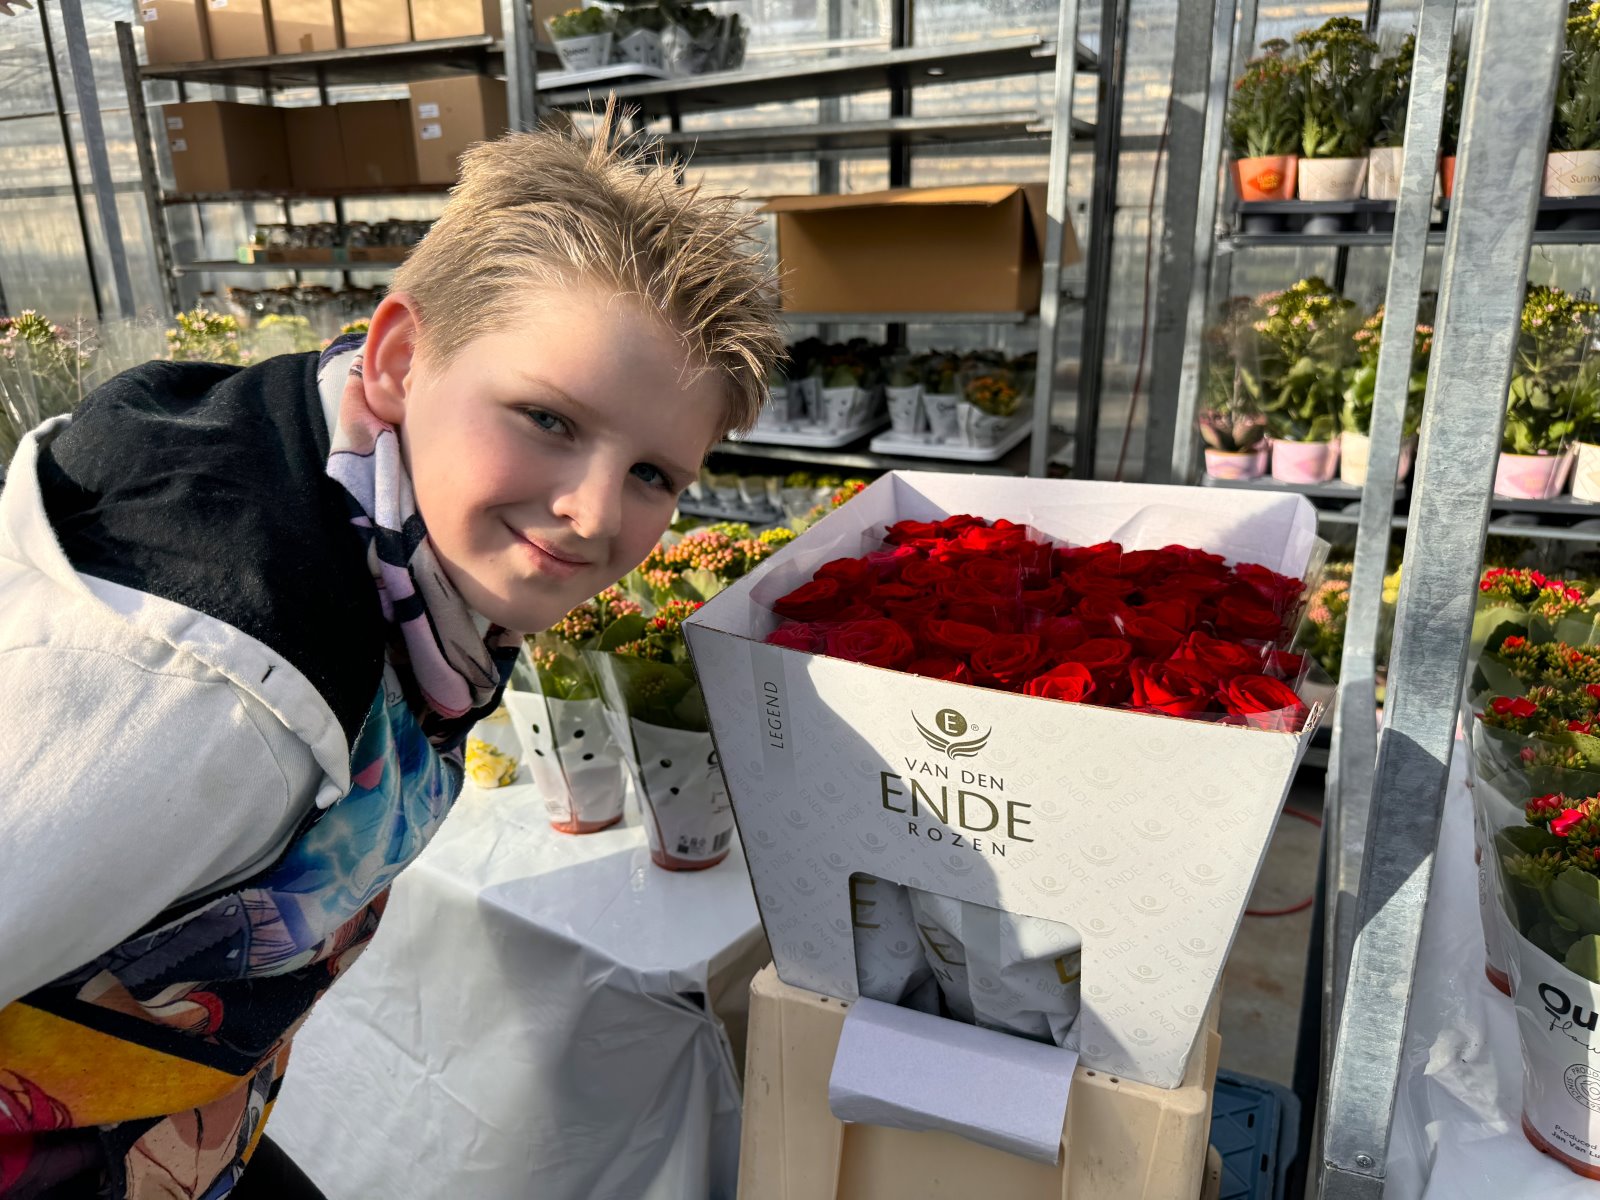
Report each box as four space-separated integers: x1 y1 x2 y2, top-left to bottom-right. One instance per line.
362 292 423 426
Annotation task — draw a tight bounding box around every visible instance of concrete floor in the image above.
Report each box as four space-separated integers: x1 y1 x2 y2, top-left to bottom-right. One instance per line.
1217 772 1327 1087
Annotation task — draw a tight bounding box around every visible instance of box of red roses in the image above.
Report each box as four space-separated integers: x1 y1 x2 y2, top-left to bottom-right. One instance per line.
682 472 1325 1090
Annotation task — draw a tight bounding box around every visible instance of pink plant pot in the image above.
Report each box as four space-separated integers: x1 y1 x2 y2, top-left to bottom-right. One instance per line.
1269 438 1340 484
1494 450 1574 500
1203 446 1268 480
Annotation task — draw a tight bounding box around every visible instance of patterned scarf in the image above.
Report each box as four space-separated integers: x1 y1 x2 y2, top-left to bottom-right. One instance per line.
322 339 521 752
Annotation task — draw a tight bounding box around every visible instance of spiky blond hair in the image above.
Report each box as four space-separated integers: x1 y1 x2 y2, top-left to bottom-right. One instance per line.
392 105 782 436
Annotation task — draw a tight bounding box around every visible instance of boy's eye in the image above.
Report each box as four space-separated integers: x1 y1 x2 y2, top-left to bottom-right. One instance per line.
526 409 570 436
631 462 675 492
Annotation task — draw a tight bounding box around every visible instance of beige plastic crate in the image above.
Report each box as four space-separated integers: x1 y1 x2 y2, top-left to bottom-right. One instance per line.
738 965 1221 1200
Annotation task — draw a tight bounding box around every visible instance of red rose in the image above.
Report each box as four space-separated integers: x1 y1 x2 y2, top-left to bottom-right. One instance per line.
831 602 887 623
899 558 957 588
884 519 944 546
774 577 846 621
1118 614 1185 661
1129 658 1216 716
906 656 974 684
880 593 944 628
946 599 1023 632
954 521 1029 555
815 556 874 589
1163 571 1232 602
1171 631 1266 678
822 619 916 670
1220 675 1308 731
1232 561 1305 612
1133 598 1194 632
960 557 1022 597
934 514 987 537
1027 614 1088 656
971 633 1047 690
922 619 996 658
1118 548 1182 585
1266 649 1306 680
1065 559 1142 600
866 544 923 579
1062 637 1134 674
1022 580 1071 614
766 623 821 652
1053 541 1123 573
1023 662 1097 703
1214 595 1285 641
1164 544 1227 571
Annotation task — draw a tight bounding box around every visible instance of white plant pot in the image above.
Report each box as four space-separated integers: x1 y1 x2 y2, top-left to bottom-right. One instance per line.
1544 150 1600 197
612 27 666 70
1573 441 1600 502
821 384 869 433
965 408 1014 449
1339 431 1417 486
1298 156 1369 201
625 720 734 870
792 376 823 423
923 392 962 441
885 384 925 435
503 690 626 833
1508 925 1600 1176
1366 147 1404 201
551 30 613 72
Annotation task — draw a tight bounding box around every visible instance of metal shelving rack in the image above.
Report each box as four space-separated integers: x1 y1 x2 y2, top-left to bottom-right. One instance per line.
119 5 1125 481
1151 0 1582 1195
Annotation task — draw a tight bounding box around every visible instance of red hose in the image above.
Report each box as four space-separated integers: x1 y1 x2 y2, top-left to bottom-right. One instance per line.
1245 807 1323 918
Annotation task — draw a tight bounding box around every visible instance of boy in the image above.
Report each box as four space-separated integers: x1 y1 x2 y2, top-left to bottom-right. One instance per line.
0 114 781 1198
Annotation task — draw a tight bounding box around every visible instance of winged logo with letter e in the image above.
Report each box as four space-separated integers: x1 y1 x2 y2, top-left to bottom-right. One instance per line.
913 708 990 760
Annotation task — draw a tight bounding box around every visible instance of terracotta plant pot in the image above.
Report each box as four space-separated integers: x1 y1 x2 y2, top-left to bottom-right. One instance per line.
1298 156 1368 201
1366 147 1404 201
1440 156 1457 198
1269 438 1340 484
1338 431 1417 486
1572 442 1600 502
1203 446 1268 480
1494 450 1574 499
1544 150 1600 197
1231 155 1298 202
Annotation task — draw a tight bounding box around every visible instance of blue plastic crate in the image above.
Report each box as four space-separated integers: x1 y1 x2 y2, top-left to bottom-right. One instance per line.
1208 1069 1301 1200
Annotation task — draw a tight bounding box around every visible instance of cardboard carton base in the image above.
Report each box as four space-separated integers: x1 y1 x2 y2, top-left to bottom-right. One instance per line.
738 965 1220 1200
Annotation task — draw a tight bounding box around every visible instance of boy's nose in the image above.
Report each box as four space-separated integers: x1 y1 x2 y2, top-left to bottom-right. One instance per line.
551 468 624 545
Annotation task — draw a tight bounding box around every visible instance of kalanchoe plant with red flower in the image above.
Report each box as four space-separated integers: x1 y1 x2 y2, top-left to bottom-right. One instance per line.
1496 787 1600 984
764 515 1315 731
1473 566 1599 659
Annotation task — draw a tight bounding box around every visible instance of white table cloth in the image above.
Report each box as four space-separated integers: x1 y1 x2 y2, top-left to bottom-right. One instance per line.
267 777 767 1200
1387 747 1600 1197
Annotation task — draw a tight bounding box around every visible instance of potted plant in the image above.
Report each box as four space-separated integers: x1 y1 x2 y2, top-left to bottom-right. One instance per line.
1570 355 1600 500
1366 35 1414 201
779 470 815 518
664 1 745 74
884 352 926 437
1499 283 1598 498
1546 2 1600 197
959 368 1023 449
612 3 667 70
547 6 614 72
1198 300 1269 479
1439 32 1468 198
820 355 873 434
921 352 963 442
1254 276 1357 482
1227 40 1302 202
1295 17 1381 202
1339 306 1431 484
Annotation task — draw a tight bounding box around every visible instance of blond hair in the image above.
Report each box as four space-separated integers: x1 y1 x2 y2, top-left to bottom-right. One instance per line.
392 106 782 436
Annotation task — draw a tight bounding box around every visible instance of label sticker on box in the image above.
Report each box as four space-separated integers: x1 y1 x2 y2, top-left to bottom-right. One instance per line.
420 122 443 141
170 138 188 153
142 6 157 20
166 117 184 131
209 0 228 8
417 102 440 119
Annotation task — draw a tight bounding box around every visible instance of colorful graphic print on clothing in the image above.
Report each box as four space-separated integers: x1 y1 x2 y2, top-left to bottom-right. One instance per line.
0 671 461 1199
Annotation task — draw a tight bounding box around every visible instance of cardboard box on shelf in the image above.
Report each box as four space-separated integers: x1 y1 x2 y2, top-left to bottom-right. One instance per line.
411 0 501 41
338 99 419 187
284 105 345 191
162 101 291 194
138 0 211 64
271 0 340 52
739 966 1220 1199
348 244 411 262
339 0 409 47
757 185 1081 315
407 74 507 184
683 473 1324 1091
204 0 273 58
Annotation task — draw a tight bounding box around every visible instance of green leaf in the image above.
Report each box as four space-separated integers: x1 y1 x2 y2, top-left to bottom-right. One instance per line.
596 613 648 651
1551 866 1600 935
1567 935 1600 984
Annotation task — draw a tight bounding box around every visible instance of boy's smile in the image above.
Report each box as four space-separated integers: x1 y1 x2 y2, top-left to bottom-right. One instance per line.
361 281 728 633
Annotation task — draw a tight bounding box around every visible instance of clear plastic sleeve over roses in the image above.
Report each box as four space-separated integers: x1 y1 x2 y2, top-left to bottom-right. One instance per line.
763 515 1322 731
849 875 1082 1047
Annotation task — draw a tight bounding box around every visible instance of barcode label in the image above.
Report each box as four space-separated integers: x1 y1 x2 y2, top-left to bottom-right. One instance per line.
170 137 188 152
712 828 732 853
142 6 157 20
419 122 443 140
417 102 440 119
166 116 184 131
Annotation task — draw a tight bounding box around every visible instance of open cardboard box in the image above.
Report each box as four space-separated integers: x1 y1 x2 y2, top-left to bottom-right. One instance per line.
684 473 1324 1090
757 185 1081 314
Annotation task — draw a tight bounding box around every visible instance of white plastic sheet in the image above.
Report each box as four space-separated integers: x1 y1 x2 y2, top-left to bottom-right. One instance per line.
267 778 766 1200
1387 744 1600 1197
